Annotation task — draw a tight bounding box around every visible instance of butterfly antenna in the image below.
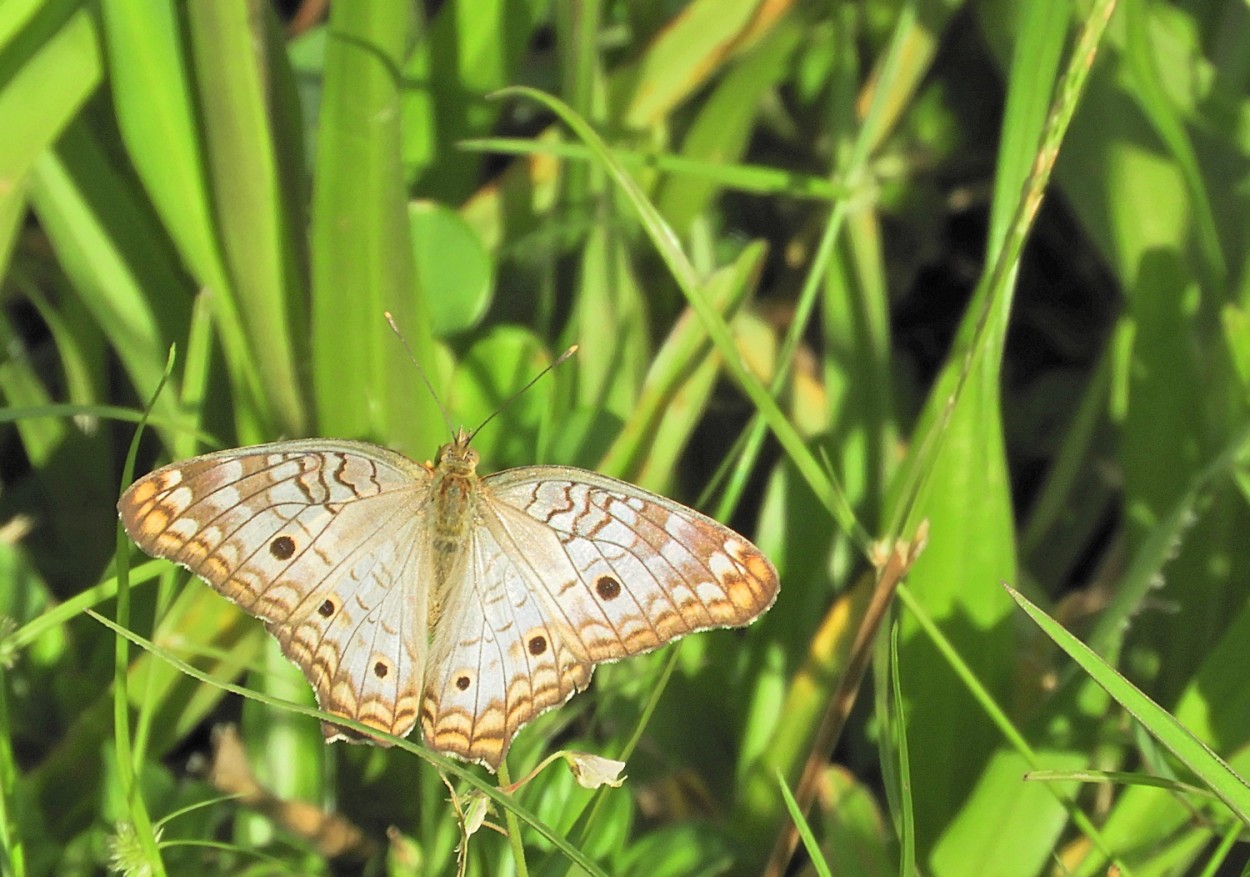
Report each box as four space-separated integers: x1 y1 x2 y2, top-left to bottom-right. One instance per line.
470 344 578 440
384 311 457 438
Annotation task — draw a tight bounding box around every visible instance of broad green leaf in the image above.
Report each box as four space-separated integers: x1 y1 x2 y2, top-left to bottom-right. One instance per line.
98 0 266 438
410 200 493 337
310 1 439 447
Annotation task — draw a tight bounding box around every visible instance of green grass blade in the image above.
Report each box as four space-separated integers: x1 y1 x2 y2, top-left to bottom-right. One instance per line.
776 769 832 877
0 4 100 276
1005 583 1250 825
29 129 193 448
98 0 268 434
89 611 611 877
110 349 176 877
184 1 309 436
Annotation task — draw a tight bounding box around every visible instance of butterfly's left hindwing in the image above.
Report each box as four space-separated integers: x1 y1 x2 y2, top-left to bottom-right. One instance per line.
118 441 434 744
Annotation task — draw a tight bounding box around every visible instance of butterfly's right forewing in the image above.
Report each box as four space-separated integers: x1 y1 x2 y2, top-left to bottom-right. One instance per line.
118 440 435 744
421 464 779 770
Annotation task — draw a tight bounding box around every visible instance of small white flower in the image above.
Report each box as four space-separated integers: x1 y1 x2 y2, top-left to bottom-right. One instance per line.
565 752 627 789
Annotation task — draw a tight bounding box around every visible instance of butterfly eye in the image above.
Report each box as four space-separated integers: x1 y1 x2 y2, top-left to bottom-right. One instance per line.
270 535 296 559
595 576 621 601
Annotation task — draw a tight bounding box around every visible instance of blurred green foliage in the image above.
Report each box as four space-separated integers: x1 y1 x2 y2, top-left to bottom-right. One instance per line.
2 0 1250 875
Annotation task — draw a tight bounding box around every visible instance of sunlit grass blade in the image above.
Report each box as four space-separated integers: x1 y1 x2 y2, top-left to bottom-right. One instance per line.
497 86 839 530
0 5 100 276
776 769 831 877
889 623 915 877
460 138 842 201
185 2 309 437
617 0 784 129
110 347 177 877
1005 583 1250 825
98 0 267 435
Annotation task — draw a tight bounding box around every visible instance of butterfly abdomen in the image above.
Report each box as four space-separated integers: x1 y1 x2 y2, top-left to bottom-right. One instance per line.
426 463 483 629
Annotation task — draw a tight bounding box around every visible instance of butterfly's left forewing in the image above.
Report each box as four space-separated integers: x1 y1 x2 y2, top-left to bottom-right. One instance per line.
118 441 435 744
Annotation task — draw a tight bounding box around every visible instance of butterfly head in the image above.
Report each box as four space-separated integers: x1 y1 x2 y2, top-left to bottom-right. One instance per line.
437 427 480 476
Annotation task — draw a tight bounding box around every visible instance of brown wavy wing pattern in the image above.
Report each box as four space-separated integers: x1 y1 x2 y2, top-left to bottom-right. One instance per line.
486 467 779 658
118 441 434 743
420 501 593 768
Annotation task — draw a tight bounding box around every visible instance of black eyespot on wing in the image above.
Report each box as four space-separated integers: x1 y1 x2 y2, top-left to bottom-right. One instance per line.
528 635 547 656
319 599 335 618
270 535 296 559
374 661 388 678
456 675 471 691
596 575 621 601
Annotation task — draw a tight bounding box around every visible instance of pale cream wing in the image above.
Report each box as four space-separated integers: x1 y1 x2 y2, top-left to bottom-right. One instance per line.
487 467 779 657
118 440 434 743
421 466 778 770
420 505 593 769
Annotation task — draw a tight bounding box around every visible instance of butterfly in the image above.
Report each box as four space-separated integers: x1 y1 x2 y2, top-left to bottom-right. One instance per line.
118 427 779 770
